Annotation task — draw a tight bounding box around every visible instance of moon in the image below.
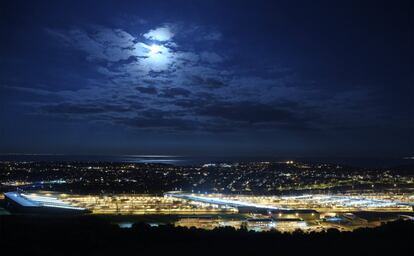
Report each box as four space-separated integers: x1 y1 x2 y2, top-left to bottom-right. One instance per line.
148 44 162 56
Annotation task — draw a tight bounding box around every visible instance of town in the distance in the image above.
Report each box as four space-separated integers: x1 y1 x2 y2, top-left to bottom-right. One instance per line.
1 159 413 233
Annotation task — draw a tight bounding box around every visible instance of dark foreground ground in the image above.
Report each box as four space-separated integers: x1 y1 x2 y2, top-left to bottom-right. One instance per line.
0 215 413 256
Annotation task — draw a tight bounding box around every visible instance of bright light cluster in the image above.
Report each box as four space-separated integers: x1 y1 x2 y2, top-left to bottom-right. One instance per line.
5 192 85 210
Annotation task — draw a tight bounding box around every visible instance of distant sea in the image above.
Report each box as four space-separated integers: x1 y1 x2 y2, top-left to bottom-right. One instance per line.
0 154 413 168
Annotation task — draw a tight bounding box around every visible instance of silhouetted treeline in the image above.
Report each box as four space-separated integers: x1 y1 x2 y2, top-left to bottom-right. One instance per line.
0 215 413 256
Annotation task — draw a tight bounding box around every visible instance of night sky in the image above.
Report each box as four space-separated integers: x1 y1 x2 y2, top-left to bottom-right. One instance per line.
1 0 413 158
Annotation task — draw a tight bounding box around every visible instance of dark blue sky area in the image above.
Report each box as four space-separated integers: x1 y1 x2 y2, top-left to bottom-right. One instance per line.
0 0 413 157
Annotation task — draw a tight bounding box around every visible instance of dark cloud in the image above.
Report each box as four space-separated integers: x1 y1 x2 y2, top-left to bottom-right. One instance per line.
159 87 191 98
173 99 201 108
173 92 216 108
141 109 177 119
43 103 131 114
197 101 295 124
119 116 198 130
142 79 171 85
0 86 64 103
147 70 172 78
136 86 158 95
191 75 226 89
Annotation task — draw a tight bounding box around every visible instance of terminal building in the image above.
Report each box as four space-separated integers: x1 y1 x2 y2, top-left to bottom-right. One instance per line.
4 191 88 215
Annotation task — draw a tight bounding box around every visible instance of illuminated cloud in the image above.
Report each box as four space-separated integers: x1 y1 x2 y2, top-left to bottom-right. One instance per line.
143 26 174 41
68 27 137 62
139 42 174 71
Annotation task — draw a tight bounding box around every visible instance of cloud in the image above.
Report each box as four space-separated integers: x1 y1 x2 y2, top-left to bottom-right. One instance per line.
141 109 175 118
159 87 191 98
136 86 158 95
68 27 137 62
200 51 223 63
42 23 331 133
197 101 295 124
143 26 174 41
173 99 201 108
43 102 131 114
191 75 227 89
0 85 64 103
47 24 228 84
203 31 222 41
119 116 198 130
